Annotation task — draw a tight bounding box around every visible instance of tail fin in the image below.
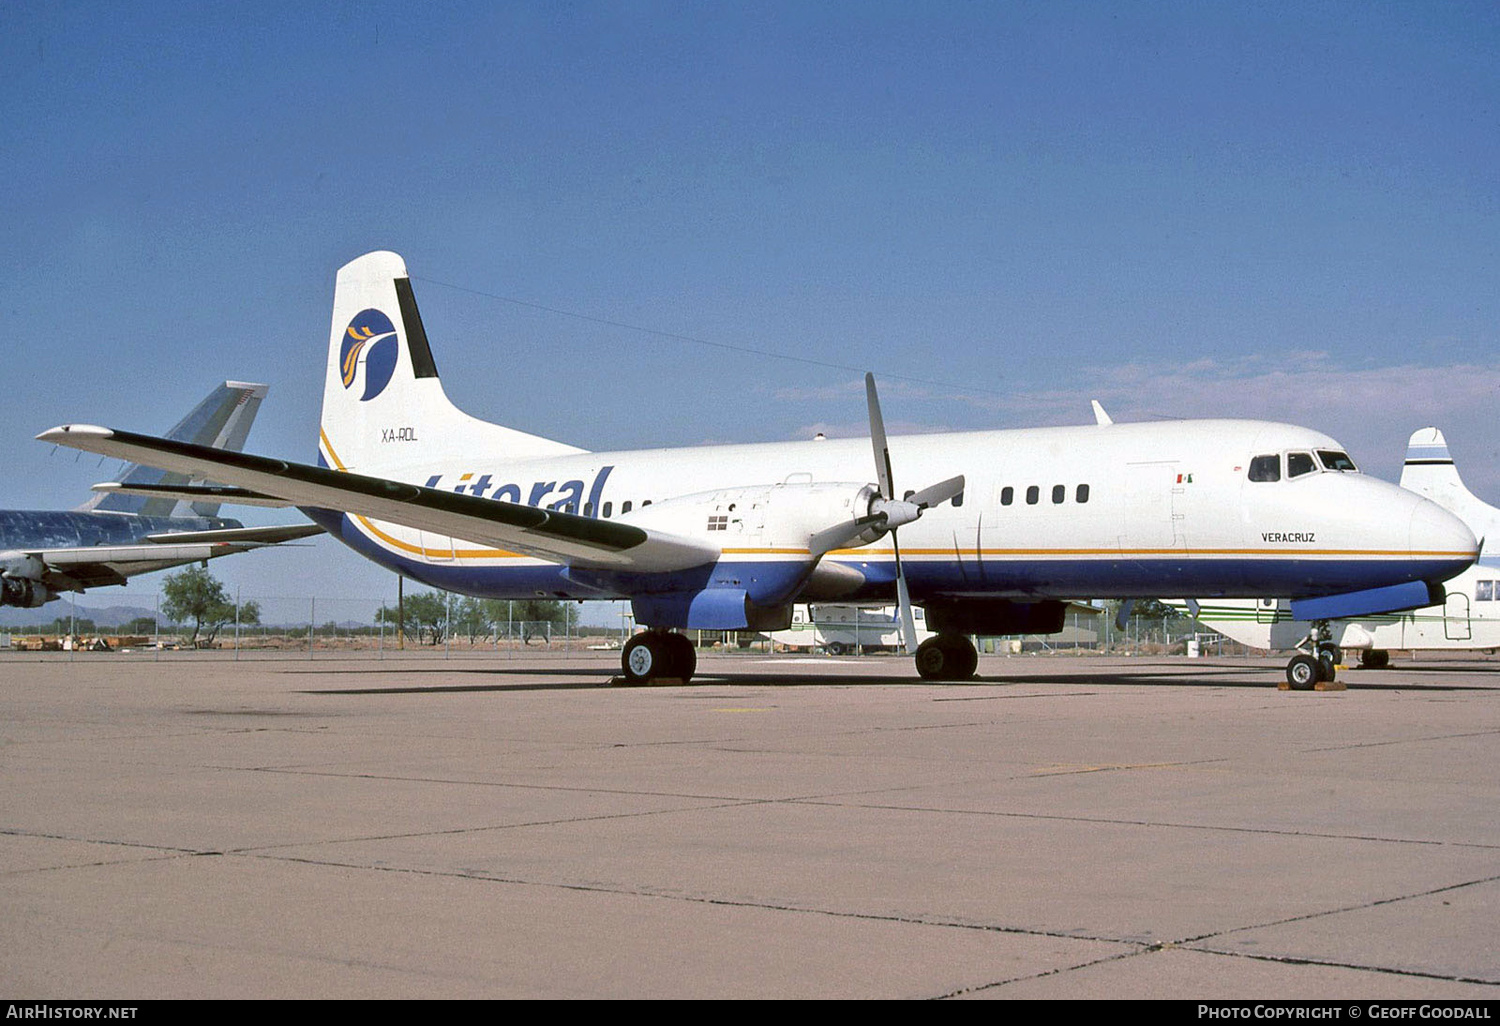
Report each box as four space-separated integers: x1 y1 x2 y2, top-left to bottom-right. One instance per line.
1401 428 1498 558
317 251 583 476
78 381 267 517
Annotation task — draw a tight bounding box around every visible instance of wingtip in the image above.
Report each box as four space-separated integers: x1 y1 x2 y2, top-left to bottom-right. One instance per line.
36 424 113 443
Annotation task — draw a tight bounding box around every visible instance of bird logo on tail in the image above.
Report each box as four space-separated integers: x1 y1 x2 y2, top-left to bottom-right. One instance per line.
339 309 399 401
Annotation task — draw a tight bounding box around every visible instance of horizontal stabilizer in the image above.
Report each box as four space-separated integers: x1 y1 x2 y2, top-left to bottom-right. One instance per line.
142 524 324 545
1289 580 1445 622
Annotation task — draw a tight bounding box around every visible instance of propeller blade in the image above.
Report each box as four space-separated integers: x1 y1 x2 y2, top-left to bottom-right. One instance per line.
863 371 945 655
891 532 919 655
809 513 886 558
866 372 895 501
906 474 965 510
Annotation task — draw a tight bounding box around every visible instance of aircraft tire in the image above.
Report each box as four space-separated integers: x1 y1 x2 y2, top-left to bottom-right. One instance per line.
915 634 977 681
1316 648 1338 683
622 633 665 684
664 631 696 682
915 637 948 679
1286 654 1319 690
1360 649 1390 669
825 642 845 656
948 635 979 679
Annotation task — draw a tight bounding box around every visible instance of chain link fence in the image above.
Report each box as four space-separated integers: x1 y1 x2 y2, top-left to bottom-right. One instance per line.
0 594 626 661
0 595 1251 661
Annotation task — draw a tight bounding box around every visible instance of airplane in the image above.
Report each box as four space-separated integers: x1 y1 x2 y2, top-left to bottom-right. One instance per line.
1165 428 1500 674
4 382 322 609
36 250 1479 685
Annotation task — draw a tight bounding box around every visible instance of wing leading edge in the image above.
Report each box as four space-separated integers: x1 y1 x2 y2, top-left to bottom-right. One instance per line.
39 425 719 573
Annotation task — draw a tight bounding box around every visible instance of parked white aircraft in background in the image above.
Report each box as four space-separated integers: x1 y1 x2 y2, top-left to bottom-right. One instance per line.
38 251 1478 684
1167 428 1500 676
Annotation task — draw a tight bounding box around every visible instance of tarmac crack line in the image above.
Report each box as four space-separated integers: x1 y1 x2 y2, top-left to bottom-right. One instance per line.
223 798 786 854
1304 728 1500 753
194 763 1500 853
1173 871 1500 987
930 945 1150 1000
787 798 1500 851
1180 946 1500 988
0 826 222 876
243 764 951 807
936 870 1500 996
233 848 1146 947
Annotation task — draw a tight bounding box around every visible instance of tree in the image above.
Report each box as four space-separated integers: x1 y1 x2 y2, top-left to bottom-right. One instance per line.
160 566 259 646
377 589 451 645
453 596 492 643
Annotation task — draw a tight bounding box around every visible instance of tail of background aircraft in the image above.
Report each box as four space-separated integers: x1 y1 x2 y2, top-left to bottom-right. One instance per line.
1400 428 1497 558
76 381 267 518
317 251 584 476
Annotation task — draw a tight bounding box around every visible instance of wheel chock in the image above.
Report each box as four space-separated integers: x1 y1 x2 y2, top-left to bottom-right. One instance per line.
1278 679 1348 692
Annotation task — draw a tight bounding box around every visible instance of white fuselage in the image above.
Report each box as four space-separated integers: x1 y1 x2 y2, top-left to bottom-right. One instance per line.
314 417 1476 606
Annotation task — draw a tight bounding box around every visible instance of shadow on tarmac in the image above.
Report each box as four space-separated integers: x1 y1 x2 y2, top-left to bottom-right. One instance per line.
294 660 1500 695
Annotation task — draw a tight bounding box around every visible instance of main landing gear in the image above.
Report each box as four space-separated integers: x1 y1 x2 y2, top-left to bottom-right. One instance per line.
621 630 697 685
914 633 979 681
1285 620 1340 690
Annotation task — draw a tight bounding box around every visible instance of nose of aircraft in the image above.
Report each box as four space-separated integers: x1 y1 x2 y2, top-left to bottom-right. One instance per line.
1409 496 1479 582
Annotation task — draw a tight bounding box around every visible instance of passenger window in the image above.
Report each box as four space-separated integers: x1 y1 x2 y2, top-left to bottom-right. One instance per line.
583 502 593 517
603 502 613 518
1026 485 1039 505
1287 452 1316 478
1478 581 1494 602
1001 486 1013 506
1051 484 1065 504
1248 455 1280 482
1076 484 1089 503
622 501 633 514
1317 450 1358 472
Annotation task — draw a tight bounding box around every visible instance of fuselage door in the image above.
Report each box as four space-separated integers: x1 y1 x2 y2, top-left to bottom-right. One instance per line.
1119 461 1182 551
1445 592 1472 641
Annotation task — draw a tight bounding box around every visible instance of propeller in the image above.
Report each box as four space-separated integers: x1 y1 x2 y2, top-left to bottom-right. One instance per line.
862 373 964 655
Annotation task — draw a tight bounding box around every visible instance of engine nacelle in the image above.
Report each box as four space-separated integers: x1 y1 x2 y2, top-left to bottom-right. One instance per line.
1 574 58 608
0 554 56 607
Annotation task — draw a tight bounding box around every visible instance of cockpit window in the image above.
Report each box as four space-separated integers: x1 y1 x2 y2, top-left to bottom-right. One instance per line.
1317 450 1357 472
1248 455 1280 482
1286 452 1317 478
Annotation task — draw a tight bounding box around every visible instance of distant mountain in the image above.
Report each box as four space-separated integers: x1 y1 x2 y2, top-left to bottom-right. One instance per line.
0 601 160 630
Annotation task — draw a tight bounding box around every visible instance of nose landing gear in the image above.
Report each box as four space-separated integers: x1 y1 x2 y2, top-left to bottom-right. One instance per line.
1285 620 1340 690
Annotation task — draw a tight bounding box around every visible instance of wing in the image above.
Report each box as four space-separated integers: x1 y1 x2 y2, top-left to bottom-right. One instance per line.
21 526 323 590
39 426 719 573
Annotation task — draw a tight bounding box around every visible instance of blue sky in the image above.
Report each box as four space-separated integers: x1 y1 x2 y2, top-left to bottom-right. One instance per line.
3 1 1497 616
